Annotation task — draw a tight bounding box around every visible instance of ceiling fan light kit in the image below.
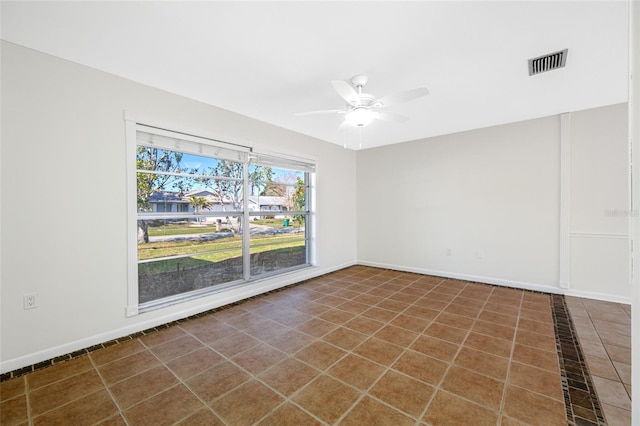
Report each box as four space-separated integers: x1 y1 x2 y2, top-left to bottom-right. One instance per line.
345 107 375 127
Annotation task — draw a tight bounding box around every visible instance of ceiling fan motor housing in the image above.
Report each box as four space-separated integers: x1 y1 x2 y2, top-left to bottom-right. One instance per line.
350 75 379 107
353 93 376 107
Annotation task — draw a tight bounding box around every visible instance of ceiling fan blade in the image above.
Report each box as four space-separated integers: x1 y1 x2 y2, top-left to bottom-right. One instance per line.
295 109 347 116
375 87 429 108
375 111 409 123
332 80 360 106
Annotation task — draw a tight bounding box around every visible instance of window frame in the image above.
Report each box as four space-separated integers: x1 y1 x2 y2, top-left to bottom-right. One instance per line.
125 119 315 316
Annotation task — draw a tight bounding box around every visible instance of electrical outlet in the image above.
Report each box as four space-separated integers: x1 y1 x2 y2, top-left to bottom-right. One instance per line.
23 293 38 310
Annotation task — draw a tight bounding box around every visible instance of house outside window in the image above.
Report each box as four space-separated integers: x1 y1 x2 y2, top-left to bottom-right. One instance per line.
126 122 314 314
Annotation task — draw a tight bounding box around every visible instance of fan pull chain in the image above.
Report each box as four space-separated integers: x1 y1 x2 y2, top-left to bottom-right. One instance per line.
342 121 347 149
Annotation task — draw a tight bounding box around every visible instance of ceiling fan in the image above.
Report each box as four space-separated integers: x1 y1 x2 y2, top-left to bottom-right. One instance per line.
295 75 429 127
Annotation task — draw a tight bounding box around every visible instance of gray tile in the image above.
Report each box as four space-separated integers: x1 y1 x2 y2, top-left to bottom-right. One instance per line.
601 403 631 426
587 309 631 325
591 376 631 411
592 319 630 337
585 355 619 381
613 361 631 386
566 304 589 317
572 320 601 342
578 338 609 359
606 344 631 364
619 304 631 317
601 332 631 350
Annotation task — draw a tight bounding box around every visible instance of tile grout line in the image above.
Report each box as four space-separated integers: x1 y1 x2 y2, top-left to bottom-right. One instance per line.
330 275 446 425
24 375 33 426
414 282 470 424
358 280 508 425
304 274 427 425
293 274 436 423
495 289 525 426
392 277 456 426
86 353 131 426
156 334 266 423
207 277 355 424
331 278 541 424
192 272 411 425
139 337 221 425
22 356 114 425
126 306 316 425
584 304 631 399
291 273 430 425
581 300 632 413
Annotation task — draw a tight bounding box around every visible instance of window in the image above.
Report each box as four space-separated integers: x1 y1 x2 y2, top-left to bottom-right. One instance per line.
126 122 314 315
247 164 308 278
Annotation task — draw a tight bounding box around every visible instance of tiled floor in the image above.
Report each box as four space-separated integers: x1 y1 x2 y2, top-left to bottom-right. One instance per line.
565 296 632 425
0 266 620 425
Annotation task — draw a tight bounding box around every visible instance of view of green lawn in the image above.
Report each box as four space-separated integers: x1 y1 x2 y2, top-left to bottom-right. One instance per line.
147 218 303 237
139 220 305 274
147 222 222 237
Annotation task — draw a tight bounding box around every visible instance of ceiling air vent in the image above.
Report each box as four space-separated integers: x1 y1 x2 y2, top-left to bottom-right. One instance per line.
528 49 568 76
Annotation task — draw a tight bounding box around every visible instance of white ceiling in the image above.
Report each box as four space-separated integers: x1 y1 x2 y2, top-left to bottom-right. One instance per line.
1 1 629 150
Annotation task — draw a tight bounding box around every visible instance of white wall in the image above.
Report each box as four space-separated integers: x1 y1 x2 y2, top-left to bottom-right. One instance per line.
357 103 629 301
0 42 357 372
568 104 629 301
